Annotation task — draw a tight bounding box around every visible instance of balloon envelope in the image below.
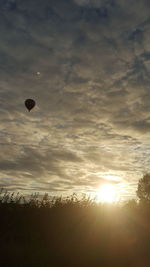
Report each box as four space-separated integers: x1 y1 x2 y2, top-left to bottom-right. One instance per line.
25 99 36 111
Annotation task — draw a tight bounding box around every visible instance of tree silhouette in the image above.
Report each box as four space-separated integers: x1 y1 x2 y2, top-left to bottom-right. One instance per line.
137 173 150 202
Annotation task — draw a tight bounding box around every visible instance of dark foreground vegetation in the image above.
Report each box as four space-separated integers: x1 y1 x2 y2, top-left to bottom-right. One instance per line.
1 187 150 267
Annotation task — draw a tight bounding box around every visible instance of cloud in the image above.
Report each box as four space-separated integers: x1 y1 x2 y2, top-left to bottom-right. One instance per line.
0 0 149 199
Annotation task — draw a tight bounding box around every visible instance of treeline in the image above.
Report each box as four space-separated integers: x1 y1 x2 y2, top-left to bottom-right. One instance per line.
0 173 150 267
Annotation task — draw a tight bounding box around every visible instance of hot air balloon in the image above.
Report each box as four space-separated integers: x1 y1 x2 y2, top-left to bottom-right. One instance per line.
24 99 36 112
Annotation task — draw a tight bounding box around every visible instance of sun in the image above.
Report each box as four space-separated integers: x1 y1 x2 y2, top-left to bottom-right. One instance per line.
96 184 117 203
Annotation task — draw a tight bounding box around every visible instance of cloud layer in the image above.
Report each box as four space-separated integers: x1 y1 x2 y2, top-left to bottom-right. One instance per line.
0 0 150 200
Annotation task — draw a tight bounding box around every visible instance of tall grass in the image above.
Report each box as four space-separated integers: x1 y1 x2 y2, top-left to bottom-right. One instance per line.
0 189 150 267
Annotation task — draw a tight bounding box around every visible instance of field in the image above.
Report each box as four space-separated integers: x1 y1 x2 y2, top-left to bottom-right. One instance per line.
1 191 150 267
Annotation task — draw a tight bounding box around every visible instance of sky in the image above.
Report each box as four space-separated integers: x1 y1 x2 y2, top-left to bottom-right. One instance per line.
0 0 150 201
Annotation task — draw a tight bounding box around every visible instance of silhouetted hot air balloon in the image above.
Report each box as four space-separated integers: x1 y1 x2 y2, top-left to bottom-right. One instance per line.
25 99 36 112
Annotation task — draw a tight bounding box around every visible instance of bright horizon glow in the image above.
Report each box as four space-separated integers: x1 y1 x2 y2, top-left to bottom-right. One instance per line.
96 184 118 203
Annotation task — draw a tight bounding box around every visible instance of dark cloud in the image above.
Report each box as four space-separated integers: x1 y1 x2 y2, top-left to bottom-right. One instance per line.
0 0 149 199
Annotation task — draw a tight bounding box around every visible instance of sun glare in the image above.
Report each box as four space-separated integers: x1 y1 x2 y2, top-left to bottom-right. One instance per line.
96 184 117 203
